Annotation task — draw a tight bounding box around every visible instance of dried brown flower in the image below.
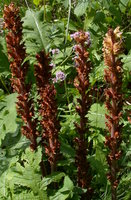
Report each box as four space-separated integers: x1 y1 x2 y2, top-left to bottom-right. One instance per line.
35 50 60 173
73 31 92 199
103 27 123 200
4 3 37 150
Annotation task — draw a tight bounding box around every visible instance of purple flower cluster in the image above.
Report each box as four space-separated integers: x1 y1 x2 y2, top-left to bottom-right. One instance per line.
70 32 80 39
71 31 91 47
51 48 60 55
71 31 91 67
53 70 66 83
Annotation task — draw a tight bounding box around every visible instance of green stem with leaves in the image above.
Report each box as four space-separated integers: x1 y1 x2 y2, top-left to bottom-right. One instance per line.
63 0 71 112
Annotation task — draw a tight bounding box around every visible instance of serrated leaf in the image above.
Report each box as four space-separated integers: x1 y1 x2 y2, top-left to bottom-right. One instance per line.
5 147 48 199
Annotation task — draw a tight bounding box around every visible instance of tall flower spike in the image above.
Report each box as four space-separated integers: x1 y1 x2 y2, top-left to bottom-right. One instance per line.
103 27 123 200
73 31 92 199
3 3 37 150
34 50 60 173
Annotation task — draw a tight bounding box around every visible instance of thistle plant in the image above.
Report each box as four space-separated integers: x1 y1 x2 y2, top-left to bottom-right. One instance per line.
72 31 92 199
3 3 37 150
34 50 60 173
103 27 123 200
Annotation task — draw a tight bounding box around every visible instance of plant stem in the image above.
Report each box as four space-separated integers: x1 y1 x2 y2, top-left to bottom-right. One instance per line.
43 0 46 22
40 157 47 177
65 0 71 44
0 76 10 94
63 0 71 112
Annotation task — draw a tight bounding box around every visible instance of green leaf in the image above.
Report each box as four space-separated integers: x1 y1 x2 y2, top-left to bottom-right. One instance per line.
62 176 74 191
0 37 10 76
0 93 18 145
22 9 50 63
74 1 89 17
50 176 74 200
6 147 48 199
60 140 75 159
33 0 42 6
94 11 105 24
119 0 130 13
0 171 8 198
122 50 131 71
87 103 106 129
42 172 65 187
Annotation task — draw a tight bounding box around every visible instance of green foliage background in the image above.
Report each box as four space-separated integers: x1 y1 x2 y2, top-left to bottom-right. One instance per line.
0 0 130 199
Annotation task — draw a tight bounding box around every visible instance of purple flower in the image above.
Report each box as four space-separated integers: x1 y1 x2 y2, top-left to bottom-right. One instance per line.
70 31 91 47
85 31 91 47
85 31 90 37
70 34 74 39
49 63 56 68
55 71 66 82
51 48 60 55
70 32 80 39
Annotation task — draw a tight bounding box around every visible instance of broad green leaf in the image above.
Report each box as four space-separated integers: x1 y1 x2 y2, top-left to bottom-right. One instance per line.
0 93 18 145
87 103 106 129
62 176 74 191
74 1 89 17
22 9 50 63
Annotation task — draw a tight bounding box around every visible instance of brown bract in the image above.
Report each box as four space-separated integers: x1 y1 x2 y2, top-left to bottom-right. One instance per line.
35 50 60 173
103 27 123 200
74 31 92 199
3 3 37 150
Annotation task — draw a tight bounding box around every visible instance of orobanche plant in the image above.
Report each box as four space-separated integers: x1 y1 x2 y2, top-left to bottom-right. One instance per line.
0 1 130 200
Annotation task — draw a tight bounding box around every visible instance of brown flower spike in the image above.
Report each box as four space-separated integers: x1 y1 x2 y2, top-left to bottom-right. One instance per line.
3 3 37 150
35 50 60 173
103 27 123 200
73 31 92 199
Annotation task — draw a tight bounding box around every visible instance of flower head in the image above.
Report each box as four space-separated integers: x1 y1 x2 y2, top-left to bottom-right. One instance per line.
71 31 91 48
55 71 66 82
